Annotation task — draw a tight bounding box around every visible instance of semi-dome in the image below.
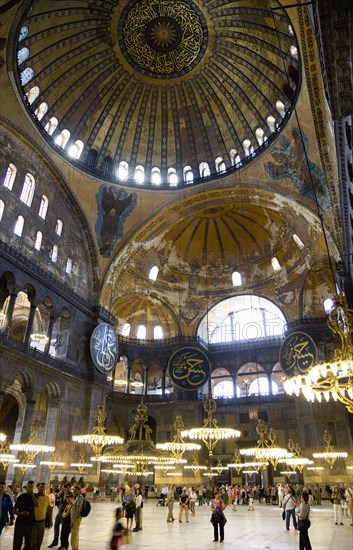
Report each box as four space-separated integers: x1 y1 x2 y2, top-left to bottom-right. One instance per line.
15 0 300 188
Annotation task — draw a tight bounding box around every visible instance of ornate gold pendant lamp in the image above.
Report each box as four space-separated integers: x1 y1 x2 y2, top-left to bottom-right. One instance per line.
71 450 94 473
181 393 240 457
10 418 55 463
99 401 175 476
0 433 19 469
312 430 348 469
72 404 124 458
240 419 290 470
210 458 229 476
282 439 313 472
157 415 201 461
183 454 207 476
284 292 353 412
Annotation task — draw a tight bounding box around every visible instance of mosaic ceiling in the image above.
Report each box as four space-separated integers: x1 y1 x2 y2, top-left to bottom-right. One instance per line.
15 0 300 187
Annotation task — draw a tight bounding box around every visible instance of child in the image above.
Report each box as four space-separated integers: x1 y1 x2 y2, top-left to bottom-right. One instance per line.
111 507 128 549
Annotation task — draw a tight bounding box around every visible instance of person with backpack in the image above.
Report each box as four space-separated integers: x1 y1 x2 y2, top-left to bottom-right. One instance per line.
69 485 85 550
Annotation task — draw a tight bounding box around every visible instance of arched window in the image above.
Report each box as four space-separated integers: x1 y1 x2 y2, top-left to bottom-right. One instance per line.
229 149 238 166
323 298 334 314
18 47 30 65
154 325 163 339
20 67 34 86
267 115 276 133
44 117 58 136
55 129 70 149
55 219 63 236
197 295 286 344
214 380 235 398
3 163 17 190
35 102 48 121
215 156 226 173
65 257 72 275
168 167 178 186
183 165 193 183
20 173 35 206
38 195 48 219
243 139 254 156
121 323 131 337
19 26 29 41
232 271 242 287
0 200 5 222
293 234 305 249
276 100 286 118
26 86 39 104
68 140 84 160
271 257 281 272
151 167 161 185
51 244 58 263
136 325 146 339
249 377 272 396
134 165 144 184
290 45 298 59
34 231 42 251
14 215 24 236
118 161 129 181
149 266 159 281
199 162 210 177
255 128 266 145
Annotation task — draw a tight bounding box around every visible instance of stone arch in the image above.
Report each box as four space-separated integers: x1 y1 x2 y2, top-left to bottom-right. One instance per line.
45 381 62 400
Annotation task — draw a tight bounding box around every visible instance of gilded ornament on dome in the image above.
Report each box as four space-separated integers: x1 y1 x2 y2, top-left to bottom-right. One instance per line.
120 0 207 77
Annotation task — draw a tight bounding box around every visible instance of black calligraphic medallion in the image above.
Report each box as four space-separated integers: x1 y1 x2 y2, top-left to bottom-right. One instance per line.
90 323 118 374
279 331 317 376
168 346 211 390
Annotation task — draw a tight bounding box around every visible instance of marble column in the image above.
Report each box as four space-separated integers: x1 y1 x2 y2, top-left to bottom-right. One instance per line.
37 399 60 484
161 369 166 396
23 301 37 347
3 292 17 334
126 365 131 394
143 365 149 396
44 313 56 355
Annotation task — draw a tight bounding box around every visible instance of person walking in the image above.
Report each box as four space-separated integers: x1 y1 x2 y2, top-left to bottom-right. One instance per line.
60 492 74 550
13 480 38 550
0 481 14 537
31 482 52 550
296 492 312 550
332 486 343 525
283 486 298 531
210 490 226 543
179 488 189 523
190 488 197 516
166 485 175 522
70 485 84 550
132 488 143 532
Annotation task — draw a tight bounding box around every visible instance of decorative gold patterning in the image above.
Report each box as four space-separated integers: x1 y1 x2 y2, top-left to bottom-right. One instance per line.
122 0 204 76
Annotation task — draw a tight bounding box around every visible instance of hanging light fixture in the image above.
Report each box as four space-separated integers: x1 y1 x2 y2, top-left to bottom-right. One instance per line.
312 430 348 469
72 404 124 458
210 458 229 475
40 460 65 472
183 455 207 476
240 419 290 469
282 439 314 472
71 450 94 473
284 292 353 412
181 393 240 457
157 416 201 461
10 418 55 462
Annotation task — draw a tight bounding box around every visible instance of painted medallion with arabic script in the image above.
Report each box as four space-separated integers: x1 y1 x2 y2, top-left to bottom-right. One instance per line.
279 331 317 376
90 323 119 374
168 346 210 390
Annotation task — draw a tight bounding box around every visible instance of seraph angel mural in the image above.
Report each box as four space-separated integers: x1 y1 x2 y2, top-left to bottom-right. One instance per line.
264 128 330 211
96 185 137 257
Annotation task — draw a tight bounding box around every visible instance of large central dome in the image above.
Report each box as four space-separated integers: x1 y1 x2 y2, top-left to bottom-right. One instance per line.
14 0 300 188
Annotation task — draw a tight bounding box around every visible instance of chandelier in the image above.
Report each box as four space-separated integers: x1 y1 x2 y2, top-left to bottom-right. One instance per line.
99 401 175 475
183 455 207 476
210 458 229 476
181 393 240 457
282 439 313 473
10 418 55 462
284 292 353 412
40 460 65 472
240 419 290 469
312 430 348 469
71 450 93 473
72 404 124 458
157 416 201 461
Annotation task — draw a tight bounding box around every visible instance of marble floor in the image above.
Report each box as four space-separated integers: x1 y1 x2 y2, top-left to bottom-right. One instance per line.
0 499 352 550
